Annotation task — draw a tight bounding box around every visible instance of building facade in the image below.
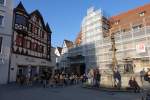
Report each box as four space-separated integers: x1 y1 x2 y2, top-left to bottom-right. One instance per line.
55 47 62 69
9 2 52 82
69 4 150 74
81 7 109 71
0 0 13 84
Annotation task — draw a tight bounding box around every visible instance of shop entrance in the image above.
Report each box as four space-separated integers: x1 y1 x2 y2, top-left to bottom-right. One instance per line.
17 65 28 76
70 63 86 76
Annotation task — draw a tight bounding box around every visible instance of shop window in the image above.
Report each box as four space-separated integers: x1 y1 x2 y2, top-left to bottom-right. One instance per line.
26 40 31 49
0 37 2 53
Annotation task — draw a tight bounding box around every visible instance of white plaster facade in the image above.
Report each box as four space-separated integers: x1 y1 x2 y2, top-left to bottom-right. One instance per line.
10 54 54 82
81 7 106 69
0 0 13 84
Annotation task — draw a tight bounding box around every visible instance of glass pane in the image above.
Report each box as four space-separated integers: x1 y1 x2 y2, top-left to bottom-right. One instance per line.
0 0 4 5
0 37 2 52
0 16 4 25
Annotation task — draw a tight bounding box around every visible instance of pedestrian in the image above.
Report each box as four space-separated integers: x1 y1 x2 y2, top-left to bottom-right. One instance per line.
144 68 150 82
128 76 134 90
95 69 101 88
113 69 121 89
140 68 146 85
42 71 48 88
132 77 140 93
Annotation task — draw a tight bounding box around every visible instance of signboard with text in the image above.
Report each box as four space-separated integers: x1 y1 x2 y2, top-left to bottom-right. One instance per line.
136 43 146 54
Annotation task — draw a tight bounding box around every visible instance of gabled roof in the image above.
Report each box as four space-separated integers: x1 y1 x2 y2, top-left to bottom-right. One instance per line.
46 23 52 33
57 47 62 54
30 10 47 30
15 2 28 15
64 40 73 48
109 3 150 27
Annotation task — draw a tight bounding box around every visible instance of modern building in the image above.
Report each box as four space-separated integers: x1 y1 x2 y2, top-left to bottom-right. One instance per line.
0 0 13 84
9 2 52 82
68 4 150 74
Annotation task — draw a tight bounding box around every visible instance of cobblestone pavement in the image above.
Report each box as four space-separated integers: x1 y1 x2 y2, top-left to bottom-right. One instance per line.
0 84 141 100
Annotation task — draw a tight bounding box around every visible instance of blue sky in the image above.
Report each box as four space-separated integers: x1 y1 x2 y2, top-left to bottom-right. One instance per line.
14 0 150 47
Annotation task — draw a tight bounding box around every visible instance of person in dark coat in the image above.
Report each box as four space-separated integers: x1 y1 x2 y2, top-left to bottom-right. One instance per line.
95 69 101 88
132 78 140 93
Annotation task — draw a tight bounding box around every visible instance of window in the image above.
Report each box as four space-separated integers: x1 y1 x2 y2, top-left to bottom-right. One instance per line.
42 32 44 38
28 23 32 32
41 46 44 53
34 27 38 34
0 37 2 53
16 35 23 47
15 14 26 26
31 42 37 51
0 0 5 5
32 16 37 22
114 20 120 25
26 40 31 49
23 38 27 48
132 24 142 30
0 15 4 26
139 11 145 17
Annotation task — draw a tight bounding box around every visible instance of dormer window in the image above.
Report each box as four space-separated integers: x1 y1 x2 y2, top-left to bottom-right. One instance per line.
114 20 120 25
139 11 145 17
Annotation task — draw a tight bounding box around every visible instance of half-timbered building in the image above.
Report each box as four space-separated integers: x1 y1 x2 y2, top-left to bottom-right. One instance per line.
9 2 52 82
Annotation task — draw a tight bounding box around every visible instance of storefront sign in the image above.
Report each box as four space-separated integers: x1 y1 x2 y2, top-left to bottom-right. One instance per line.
41 61 47 64
136 43 146 53
25 58 36 63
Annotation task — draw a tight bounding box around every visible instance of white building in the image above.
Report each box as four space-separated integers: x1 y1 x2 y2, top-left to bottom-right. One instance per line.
57 40 73 72
81 7 109 70
55 47 62 69
0 0 13 84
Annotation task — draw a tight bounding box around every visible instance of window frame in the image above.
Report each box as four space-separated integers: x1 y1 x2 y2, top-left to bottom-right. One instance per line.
0 37 3 53
0 15 4 26
0 0 6 6
15 14 27 26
